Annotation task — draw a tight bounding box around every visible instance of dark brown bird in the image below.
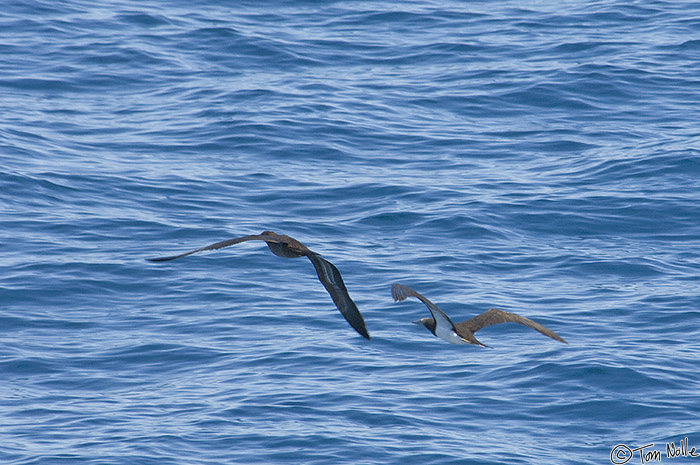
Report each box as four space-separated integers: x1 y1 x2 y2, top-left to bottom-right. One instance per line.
148 231 370 339
391 283 566 347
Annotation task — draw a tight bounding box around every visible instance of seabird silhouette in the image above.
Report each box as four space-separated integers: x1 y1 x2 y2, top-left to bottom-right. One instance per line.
148 231 370 339
391 283 566 347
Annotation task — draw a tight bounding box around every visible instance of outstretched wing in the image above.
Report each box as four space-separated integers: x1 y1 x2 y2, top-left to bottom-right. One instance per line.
146 234 275 262
457 308 567 343
391 283 474 344
306 252 370 340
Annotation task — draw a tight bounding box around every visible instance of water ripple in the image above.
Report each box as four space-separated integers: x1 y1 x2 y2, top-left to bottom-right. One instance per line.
3 1 700 464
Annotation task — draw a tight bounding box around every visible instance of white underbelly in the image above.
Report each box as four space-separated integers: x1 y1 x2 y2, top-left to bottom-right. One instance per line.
436 328 470 345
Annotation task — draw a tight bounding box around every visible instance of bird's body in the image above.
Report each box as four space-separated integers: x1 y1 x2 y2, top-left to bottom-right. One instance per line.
148 231 370 340
391 283 566 347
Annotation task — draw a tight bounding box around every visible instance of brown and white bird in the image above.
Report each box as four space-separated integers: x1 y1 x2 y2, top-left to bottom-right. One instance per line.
148 231 370 339
391 283 566 347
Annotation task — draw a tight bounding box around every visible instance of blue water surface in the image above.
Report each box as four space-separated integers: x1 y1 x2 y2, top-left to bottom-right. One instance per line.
2 1 700 464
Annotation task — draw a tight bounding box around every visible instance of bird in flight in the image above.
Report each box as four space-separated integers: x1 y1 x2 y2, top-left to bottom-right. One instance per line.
391 283 566 347
148 231 370 340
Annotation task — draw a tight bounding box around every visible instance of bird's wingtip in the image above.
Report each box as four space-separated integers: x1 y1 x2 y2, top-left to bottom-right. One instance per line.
353 320 371 340
391 283 410 302
146 252 188 262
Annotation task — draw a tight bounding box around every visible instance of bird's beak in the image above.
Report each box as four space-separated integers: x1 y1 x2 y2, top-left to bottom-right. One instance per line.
412 320 422 325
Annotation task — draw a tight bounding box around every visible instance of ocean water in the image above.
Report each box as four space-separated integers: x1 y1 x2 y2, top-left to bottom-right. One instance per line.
2 1 700 464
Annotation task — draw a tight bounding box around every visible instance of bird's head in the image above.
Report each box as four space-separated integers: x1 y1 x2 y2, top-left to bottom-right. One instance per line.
412 317 436 334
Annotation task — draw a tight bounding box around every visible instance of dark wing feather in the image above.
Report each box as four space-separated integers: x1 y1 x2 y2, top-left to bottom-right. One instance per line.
391 283 457 328
306 252 370 340
147 234 274 262
457 308 567 343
